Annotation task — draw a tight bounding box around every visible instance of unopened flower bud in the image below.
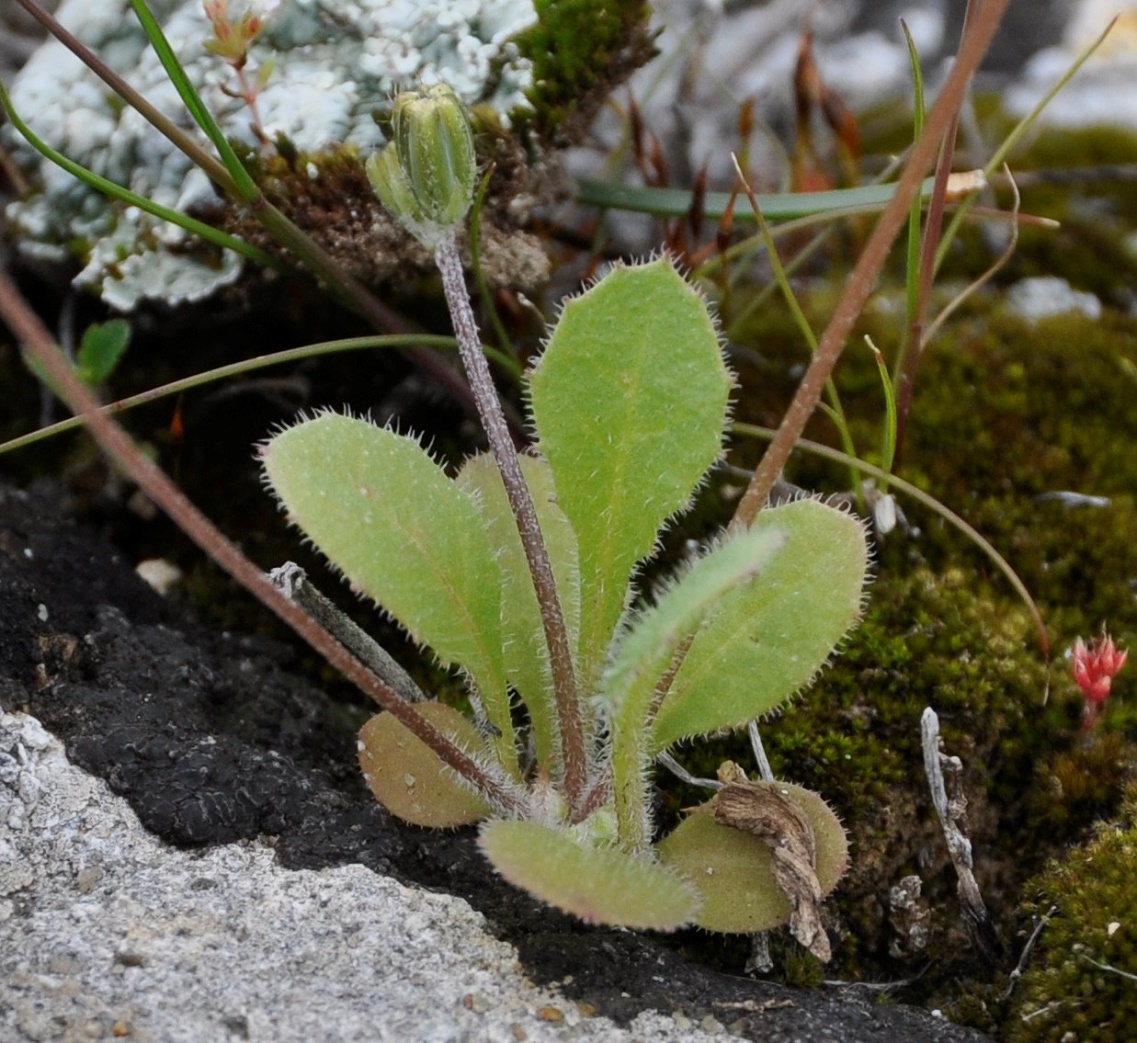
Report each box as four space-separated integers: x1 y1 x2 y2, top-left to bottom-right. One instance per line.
366 85 477 249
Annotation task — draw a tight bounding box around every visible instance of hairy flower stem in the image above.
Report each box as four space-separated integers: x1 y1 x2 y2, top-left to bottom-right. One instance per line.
0 265 530 820
434 232 588 815
730 0 1011 527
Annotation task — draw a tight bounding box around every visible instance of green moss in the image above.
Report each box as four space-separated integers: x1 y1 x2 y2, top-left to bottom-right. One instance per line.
1008 787 1137 1042
712 182 1137 1011
515 0 656 143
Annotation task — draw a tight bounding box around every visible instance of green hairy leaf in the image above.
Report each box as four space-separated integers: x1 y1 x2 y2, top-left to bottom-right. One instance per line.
358 701 496 828
650 498 868 751
602 524 786 850
261 413 513 750
456 452 581 770
528 257 733 688
479 819 698 930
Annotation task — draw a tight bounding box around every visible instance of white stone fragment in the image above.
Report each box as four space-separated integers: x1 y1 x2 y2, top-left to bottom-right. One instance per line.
135 557 184 596
1005 276 1103 323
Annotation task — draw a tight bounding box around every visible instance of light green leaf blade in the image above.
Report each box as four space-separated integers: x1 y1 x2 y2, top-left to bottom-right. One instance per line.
358 702 496 828
604 526 786 720
479 819 698 930
650 499 868 752
261 413 511 745
456 452 580 770
76 319 131 386
601 525 786 852
656 783 848 934
528 257 732 688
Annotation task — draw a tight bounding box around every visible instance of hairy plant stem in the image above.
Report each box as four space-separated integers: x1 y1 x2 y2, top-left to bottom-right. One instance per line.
0 266 530 820
434 231 588 816
10 0 481 423
730 0 1011 528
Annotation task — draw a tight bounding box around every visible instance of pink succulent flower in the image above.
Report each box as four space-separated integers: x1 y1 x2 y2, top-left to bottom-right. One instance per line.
1071 630 1128 729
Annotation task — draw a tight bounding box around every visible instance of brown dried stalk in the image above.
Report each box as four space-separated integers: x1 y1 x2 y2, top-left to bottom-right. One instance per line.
731 0 1012 528
0 265 530 819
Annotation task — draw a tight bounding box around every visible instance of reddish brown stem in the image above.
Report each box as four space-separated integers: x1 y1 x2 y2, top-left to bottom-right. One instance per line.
9 0 483 425
0 265 530 818
731 0 1011 529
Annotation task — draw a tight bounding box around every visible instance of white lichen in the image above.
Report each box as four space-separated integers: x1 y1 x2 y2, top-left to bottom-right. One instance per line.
3 0 537 309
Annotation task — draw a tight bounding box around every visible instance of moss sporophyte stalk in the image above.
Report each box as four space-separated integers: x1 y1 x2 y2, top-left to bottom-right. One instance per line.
260 86 870 940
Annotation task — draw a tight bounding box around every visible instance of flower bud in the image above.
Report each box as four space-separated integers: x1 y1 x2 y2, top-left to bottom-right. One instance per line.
366 84 477 249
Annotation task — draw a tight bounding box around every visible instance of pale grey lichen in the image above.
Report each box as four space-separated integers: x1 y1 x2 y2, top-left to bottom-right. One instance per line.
3 0 537 310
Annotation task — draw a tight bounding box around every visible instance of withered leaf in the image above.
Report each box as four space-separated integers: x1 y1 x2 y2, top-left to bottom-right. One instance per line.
711 762 832 961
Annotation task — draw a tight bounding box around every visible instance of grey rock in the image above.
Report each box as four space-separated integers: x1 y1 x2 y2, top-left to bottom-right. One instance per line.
0 708 727 1043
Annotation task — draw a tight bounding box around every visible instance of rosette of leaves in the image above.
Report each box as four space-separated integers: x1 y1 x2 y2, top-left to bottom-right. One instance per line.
261 256 867 935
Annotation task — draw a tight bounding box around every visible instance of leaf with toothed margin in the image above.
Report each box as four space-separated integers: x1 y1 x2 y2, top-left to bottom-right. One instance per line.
479 819 699 929
527 256 733 691
260 413 512 747
456 452 580 773
358 702 496 828
649 499 869 752
656 782 848 935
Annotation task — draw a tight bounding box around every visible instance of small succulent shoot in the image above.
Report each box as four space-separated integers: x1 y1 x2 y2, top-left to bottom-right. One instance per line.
202 0 280 144
1072 629 1128 731
202 0 275 67
261 83 871 940
23 318 132 394
75 319 132 388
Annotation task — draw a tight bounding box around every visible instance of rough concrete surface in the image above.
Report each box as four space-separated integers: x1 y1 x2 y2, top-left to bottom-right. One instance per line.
0 483 993 1043
0 709 725 1043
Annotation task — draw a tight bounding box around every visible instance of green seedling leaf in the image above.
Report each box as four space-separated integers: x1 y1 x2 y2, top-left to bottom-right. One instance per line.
261 413 513 754
528 257 732 688
457 452 580 771
359 702 496 827
650 498 868 751
20 318 133 395
602 525 786 851
656 782 847 935
479 819 698 930
75 320 132 386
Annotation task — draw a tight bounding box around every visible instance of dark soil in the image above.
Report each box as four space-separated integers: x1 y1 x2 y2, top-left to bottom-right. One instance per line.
0 479 990 1042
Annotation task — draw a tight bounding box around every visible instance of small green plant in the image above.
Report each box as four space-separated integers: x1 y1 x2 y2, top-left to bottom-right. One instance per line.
259 86 869 938
2 0 1021 956
21 317 132 396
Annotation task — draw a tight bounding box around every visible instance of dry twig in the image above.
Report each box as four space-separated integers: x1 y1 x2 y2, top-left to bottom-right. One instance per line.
921 707 1004 962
